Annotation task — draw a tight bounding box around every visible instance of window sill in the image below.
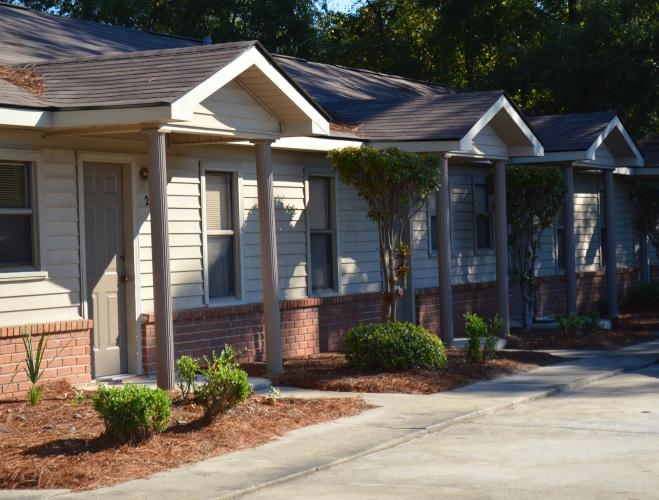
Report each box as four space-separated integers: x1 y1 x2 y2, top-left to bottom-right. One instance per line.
206 297 246 308
309 289 341 298
0 269 49 282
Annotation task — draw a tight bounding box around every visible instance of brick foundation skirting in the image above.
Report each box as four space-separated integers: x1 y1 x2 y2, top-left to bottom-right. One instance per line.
0 320 93 399
140 293 382 375
140 267 659 374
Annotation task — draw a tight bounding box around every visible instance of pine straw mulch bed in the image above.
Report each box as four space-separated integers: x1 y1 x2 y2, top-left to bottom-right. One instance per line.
506 310 659 351
243 349 571 394
0 380 369 491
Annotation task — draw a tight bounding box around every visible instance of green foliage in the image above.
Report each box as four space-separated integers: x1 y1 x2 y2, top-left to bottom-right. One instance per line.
464 313 503 363
634 182 659 258
328 146 440 322
553 311 600 336
193 346 251 421
21 330 47 405
489 166 566 330
345 322 447 371
625 282 659 309
91 384 171 443
175 355 198 399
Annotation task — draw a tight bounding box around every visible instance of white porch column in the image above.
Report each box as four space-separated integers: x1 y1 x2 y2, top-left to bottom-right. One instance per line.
604 170 618 318
436 155 453 346
564 165 577 314
147 130 175 390
253 140 283 375
494 160 510 336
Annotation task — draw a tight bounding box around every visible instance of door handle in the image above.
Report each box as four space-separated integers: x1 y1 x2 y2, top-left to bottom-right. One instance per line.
119 274 132 283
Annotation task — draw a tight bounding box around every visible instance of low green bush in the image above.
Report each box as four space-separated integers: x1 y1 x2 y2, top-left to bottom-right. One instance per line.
175 355 199 399
345 322 447 371
91 384 171 443
464 313 503 363
625 282 659 309
553 312 584 336
194 345 251 421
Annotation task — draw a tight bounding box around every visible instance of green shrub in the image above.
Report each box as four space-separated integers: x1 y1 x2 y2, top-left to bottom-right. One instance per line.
581 312 600 334
553 312 584 336
625 282 659 309
175 355 199 399
464 313 503 363
464 312 487 363
91 384 171 443
345 322 447 371
193 345 251 421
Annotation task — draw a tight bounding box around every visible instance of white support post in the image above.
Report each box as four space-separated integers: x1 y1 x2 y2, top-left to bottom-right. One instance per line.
147 130 175 390
564 165 577 314
494 160 510 336
253 140 283 375
436 156 453 346
604 170 618 318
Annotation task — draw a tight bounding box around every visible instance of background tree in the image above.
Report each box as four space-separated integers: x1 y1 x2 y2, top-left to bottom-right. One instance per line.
489 166 566 330
328 147 440 323
634 181 659 258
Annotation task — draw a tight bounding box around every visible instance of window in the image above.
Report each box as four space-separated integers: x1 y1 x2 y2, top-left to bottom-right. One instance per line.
0 162 34 268
205 172 236 299
555 206 566 271
307 176 335 292
473 182 493 251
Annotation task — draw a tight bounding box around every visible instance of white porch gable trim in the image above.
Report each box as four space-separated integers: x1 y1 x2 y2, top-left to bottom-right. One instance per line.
170 45 330 136
0 106 51 127
459 95 544 157
586 115 643 167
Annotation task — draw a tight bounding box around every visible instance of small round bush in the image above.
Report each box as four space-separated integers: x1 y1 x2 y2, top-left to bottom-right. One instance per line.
345 321 447 371
91 384 171 443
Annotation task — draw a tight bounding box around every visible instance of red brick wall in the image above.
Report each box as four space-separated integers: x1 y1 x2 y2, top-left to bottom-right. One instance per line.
140 267 658 374
0 320 93 400
140 293 381 375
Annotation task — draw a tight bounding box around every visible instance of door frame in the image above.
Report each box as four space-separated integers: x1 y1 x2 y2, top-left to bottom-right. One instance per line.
77 152 141 375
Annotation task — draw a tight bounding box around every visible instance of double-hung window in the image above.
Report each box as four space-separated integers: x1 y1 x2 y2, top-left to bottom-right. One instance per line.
307 176 335 293
205 172 236 299
473 182 493 251
0 162 34 269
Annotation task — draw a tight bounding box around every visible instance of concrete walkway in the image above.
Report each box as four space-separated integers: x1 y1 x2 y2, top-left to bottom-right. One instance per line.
4 339 659 500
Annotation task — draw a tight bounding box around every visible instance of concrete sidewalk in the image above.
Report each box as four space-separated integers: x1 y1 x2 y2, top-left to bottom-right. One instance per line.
5 339 659 500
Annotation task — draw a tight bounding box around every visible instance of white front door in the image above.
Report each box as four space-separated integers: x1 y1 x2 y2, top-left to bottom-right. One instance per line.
84 162 127 377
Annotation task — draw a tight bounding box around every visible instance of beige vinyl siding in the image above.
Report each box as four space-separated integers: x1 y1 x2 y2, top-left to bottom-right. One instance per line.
189 81 280 136
138 156 204 312
574 174 602 272
242 162 308 301
337 183 381 294
472 124 509 157
613 176 636 268
413 165 496 289
0 151 82 326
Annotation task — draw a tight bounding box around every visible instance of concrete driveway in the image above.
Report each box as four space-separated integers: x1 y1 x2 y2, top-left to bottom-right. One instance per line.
243 364 659 500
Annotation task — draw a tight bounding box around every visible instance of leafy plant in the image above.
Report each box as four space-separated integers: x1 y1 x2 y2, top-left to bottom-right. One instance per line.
464 313 503 363
175 355 199 399
21 330 47 405
581 312 600 334
328 146 440 322
553 312 584 336
264 386 282 405
464 312 487 363
91 384 171 443
193 346 251 421
345 322 447 371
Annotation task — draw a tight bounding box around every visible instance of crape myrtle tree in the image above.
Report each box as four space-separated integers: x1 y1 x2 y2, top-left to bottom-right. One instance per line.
328 146 440 323
634 181 659 259
488 165 566 330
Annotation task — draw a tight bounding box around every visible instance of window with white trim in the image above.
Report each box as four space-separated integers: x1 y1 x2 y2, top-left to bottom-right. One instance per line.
205 172 237 299
307 176 335 293
0 162 34 268
473 182 493 251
